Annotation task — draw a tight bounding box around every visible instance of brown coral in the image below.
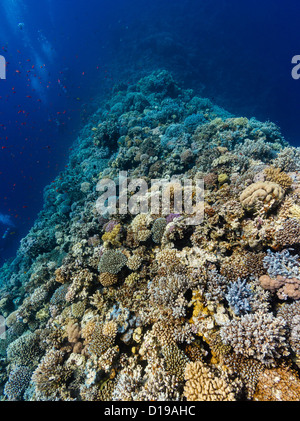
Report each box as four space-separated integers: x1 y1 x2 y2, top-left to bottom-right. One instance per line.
184 360 241 401
99 272 118 287
32 349 72 397
254 364 300 401
259 274 300 300
264 166 292 190
240 181 284 211
275 218 300 247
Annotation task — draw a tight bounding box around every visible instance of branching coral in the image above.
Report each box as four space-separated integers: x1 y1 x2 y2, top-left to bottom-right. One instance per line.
260 249 300 299
4 366 32 401
220 311 289 366
1 70 300 402
86 322 117 357
225 278 253 316
264 166 292 190
254 364 300 401
32 349 72 398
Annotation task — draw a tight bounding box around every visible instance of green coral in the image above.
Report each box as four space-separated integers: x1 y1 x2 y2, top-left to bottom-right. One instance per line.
98 250 127 274
151 218 167 244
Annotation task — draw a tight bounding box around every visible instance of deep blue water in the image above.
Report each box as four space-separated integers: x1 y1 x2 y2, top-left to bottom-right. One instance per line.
0 0 300 262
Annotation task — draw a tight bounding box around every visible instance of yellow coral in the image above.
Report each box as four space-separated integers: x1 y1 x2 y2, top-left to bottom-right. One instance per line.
184 360 240 401
101 224 122 248
289 204 300 220
189 290 211 335
130 214 151 243
124 272 140 287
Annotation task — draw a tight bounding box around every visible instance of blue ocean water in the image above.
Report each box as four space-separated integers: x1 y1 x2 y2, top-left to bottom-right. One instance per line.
0 0 299 263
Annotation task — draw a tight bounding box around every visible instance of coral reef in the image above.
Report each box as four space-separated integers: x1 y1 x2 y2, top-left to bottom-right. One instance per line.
0 70 300 401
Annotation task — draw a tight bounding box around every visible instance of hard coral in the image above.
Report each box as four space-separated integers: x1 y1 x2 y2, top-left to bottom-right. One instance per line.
240 181 284 211
99 272 118 286
264 166 292 190
98 249 127 274
254 364 300 401
260 249 300 299
220 311 289 366
32 349 72 398
184 360 241 401
4 365 32 401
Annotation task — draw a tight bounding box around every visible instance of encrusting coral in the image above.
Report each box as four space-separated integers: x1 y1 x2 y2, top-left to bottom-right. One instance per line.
1 70 300 401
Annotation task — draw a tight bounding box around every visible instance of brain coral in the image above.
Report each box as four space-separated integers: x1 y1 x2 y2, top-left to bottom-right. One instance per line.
239 181 284 211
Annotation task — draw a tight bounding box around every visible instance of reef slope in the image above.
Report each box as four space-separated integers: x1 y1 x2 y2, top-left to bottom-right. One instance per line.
1 71 300 401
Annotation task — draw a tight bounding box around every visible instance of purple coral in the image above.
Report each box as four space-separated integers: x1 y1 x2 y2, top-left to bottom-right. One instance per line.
166 213 181 224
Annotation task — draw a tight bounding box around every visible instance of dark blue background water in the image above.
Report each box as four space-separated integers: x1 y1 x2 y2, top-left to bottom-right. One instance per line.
0 0 299 262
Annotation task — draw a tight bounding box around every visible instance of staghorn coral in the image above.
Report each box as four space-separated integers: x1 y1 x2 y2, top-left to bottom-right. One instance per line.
225 278 253 316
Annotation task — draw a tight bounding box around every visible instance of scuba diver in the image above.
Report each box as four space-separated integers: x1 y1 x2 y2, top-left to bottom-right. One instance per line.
0 216 16 261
